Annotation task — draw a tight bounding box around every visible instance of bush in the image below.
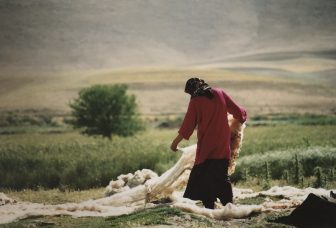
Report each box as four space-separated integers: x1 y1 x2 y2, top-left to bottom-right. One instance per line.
69 84 144 139
232 147 336 183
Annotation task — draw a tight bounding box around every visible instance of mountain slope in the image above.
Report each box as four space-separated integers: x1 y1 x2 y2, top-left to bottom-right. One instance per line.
0 0 335 71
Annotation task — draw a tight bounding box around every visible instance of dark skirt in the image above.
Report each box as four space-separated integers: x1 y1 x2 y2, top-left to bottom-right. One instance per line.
183 159 233 205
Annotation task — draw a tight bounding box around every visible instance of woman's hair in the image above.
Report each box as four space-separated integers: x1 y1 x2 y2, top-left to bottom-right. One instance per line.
184 77 214 99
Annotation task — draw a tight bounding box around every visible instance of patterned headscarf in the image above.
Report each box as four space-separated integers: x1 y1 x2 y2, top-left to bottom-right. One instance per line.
184 77 213 99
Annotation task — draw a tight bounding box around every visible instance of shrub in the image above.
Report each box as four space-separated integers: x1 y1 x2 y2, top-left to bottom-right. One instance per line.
69 84 144 139
232 147 336 183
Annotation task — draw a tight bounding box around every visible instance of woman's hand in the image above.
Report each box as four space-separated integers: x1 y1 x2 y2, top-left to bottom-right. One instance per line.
170 134 183 152
170 141 178 152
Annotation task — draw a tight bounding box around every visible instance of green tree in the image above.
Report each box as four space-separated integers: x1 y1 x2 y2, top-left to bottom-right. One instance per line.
69 84 144 139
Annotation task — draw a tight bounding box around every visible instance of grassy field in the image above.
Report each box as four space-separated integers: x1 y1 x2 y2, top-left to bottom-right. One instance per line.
1 114 336 192
1 66 336 227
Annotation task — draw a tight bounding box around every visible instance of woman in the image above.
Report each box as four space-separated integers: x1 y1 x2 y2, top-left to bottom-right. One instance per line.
170 77 247 209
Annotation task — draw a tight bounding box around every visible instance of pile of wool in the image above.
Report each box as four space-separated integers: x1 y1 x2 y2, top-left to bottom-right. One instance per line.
0 193 16 206
105 169 158 196
228 114 245 175
1 184 335 225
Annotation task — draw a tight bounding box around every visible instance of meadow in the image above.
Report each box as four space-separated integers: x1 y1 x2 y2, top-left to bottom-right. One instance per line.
1 67 336 227
1 114 335 227
1 113 335 192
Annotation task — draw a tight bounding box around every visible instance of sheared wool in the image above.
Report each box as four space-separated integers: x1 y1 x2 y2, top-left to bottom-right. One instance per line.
1 185 335 224
105 169 158 196
0 193 16 206
228 114 245 175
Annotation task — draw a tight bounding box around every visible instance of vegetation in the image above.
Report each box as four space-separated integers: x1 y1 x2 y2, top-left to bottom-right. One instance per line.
1 59 335 227
1 114 336 190
232 147 336 188
0 130 184 190
1 112 333 227
69 84 144 139
249 113 336 126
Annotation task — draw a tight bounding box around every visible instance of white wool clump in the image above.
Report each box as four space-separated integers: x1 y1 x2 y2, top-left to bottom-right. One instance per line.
127 169 158 188
233 188 259 200
173 202 263 220
228 114 245 175
259 186 331 201
262 199 302 211
0 193 16 206
105 169 158 196
117 173 134 183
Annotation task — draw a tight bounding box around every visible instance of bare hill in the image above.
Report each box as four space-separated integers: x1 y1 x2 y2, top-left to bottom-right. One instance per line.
0 0 335 71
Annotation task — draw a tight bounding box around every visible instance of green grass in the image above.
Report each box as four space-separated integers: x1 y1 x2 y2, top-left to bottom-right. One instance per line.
250 113 336 126
1 120 336 190
235 147 336 178
106 206 182 226
4 188 105 204
0 129 195 190
0 206 217 228
240 124 336 156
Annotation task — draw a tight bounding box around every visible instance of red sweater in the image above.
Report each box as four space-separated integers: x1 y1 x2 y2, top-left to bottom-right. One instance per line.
178 88 247 165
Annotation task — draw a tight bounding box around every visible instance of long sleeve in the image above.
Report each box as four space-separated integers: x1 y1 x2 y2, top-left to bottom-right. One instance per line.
223 90 247 123
178 100 197 140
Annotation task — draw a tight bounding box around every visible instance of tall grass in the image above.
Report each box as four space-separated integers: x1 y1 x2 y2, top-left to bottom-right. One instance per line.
1 122 335 190
250 113 336 126
0 130 186 190
240 124 336 156
232 147 336 181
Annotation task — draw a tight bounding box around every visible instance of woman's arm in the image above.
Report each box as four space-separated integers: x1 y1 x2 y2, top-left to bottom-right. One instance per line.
171 100 197 151
223 90 247 123
170 134 184 152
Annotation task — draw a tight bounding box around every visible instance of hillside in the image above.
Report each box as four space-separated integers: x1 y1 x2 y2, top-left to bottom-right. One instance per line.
0 0 335 71
0 0 335 115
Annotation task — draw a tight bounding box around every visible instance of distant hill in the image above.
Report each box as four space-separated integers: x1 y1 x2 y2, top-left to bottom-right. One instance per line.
0 0 335 72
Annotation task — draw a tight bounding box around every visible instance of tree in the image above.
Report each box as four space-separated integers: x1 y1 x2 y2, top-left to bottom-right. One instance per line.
69 84 144 139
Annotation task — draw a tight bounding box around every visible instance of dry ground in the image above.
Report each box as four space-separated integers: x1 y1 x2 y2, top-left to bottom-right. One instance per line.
1 58 336 118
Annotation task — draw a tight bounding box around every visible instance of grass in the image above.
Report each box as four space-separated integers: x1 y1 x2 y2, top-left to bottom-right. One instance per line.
234 147 336 179
249 113 336 126
0 206 220 228
1 116 336 190
0 128 196 190
240 124 336 157
1 66 334 227
0 206 293 228
4 188 105 204
105 206 182 227
2 121 325 227
0 112 335 227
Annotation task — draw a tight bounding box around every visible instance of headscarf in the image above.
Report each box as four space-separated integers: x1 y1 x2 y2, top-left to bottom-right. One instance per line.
184 77 214 99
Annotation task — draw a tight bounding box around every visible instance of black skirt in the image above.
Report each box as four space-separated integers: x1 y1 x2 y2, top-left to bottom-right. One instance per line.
183 159 233 204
